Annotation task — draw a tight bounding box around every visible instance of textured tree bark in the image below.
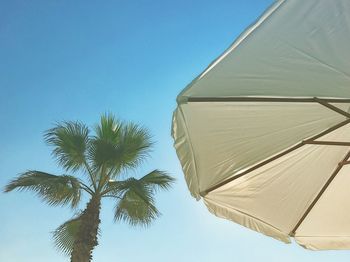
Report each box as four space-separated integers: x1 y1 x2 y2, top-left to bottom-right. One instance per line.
71 196 101 262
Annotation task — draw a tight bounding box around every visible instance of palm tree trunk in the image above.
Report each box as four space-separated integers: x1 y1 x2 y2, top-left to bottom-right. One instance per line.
71 196 101 262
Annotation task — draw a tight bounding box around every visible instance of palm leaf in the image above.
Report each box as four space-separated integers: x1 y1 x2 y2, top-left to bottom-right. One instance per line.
89 114 152 174
104 170 174 195
4 171 81 208
139 170 175 192
117 123 153 169
94 113 122 143
45 121 89 171
52 214 82 256
108 178 160 226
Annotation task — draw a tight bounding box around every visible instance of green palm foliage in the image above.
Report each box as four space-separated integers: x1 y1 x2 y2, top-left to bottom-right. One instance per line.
53 214 83 255
4 114 174 262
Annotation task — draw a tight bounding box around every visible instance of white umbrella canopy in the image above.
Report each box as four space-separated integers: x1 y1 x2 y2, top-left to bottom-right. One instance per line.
172 0 350 250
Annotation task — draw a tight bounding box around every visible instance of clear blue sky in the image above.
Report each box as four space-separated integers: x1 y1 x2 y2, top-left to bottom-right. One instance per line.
1 0 350 261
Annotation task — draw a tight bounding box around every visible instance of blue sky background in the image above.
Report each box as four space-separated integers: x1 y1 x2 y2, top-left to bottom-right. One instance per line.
1 0 350 261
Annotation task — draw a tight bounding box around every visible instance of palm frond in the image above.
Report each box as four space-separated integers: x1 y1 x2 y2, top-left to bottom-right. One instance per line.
140 170 175 192
52 214 82 256
107 178 160 226
4 171 81 208
45 121 89 171
88 114 153 175
117 122 153 169
88 139 121 170
103 170 174 196
94 113 122 143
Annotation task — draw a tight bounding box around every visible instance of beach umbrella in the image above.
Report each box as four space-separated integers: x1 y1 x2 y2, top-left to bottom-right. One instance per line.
172 0 350 250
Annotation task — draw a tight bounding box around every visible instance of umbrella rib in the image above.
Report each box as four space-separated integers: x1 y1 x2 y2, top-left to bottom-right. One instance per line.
187 97 350 103
303 141 350 146
200 98 350 196
192 97 350 239
290 150 350 236
313 97 350 118
200 118 350 196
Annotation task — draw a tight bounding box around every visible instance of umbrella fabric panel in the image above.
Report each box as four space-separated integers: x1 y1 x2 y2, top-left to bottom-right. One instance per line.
173 101 348 197
295 165 350 250
178 0 350 103
203 124 350 243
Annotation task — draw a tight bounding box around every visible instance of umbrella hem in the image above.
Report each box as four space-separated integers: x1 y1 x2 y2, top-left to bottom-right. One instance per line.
204 197 291 244
172 107 201 200
295 236 350 250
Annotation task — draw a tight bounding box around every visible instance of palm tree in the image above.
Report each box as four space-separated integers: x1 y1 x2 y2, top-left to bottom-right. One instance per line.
4 114 174 262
